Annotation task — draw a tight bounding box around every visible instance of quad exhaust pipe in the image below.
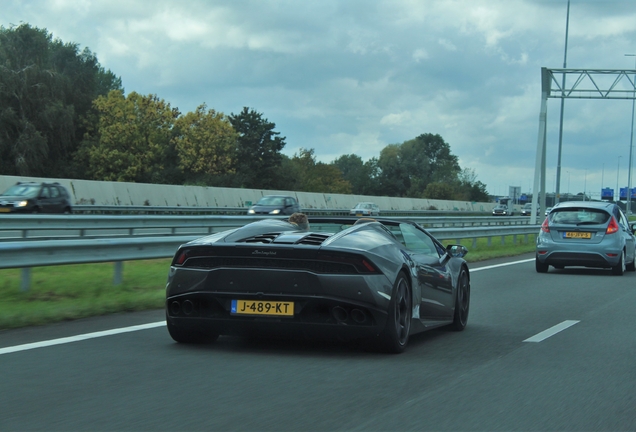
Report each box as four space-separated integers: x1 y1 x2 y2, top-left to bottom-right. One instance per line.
332 306 368 324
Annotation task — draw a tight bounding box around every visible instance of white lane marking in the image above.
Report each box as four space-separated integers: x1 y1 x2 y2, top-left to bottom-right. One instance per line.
0 321 166 356
523 320 580 343
0 257 545 355
471 258 534 272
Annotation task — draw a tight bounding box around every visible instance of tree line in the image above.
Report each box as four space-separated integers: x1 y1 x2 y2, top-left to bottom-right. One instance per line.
0 24 489 202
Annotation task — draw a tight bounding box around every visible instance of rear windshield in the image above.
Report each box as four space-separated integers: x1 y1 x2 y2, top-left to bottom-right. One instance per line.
549 208 610 225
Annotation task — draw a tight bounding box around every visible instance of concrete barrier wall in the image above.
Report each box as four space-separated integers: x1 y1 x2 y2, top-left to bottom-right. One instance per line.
0 175 505 212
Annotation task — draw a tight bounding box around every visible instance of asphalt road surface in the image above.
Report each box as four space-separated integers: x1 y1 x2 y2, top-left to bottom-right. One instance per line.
1 252 635 431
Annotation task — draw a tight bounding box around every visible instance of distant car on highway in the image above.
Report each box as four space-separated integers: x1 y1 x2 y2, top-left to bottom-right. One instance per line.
536 201 636 275
247 195 300 216
545 207 553 216
492 204 512 216
0 182 72 214
349 202 380 217
521 203 540 216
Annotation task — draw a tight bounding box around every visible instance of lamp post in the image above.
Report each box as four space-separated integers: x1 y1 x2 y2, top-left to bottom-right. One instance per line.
617 156 622 201
584 169 587 201
626 54 636 214
555 0 571 205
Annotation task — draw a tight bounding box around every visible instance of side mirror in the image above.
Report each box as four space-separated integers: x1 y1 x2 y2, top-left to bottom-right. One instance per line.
446 244 468 258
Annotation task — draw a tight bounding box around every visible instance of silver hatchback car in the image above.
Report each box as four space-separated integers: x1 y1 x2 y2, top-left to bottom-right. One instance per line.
536 201 636 275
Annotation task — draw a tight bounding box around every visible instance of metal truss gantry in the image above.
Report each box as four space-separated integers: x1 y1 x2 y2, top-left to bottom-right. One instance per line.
530 67 636 224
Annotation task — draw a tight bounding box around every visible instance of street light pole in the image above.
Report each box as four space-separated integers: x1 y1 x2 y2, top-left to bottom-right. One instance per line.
617 156 622 201
555 0 571 205
626 54 636 214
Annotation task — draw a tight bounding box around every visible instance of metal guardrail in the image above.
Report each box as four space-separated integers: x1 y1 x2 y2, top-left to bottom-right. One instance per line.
0 214 534 241
0 215 540 291
70 204 501 218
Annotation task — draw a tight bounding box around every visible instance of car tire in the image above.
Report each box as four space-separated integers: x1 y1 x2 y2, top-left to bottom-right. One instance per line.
166 316 220 344
377 273 412 354
449 267 470 331
535 257 549 273
612 250 625 276
626 251 636 272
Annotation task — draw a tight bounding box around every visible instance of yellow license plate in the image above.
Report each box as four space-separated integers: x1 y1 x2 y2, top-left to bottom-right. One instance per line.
231 300 294 316
0 208 10 213
564 232 592 239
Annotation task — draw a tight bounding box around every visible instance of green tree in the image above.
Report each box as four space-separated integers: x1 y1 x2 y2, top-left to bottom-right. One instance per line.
377 144 409 197
331 154 380 195
77 91 179 183
401 133 461 196
291 148 352 193
0 23 122 177
453 168 490 202
174 104 237 184
228 107 286 189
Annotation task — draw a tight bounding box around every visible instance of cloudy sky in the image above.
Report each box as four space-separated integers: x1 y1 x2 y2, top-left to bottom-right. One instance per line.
4 0 636 197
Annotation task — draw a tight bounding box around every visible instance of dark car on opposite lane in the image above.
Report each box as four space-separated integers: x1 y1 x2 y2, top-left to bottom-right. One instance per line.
0 182 72 214
247 195 301 216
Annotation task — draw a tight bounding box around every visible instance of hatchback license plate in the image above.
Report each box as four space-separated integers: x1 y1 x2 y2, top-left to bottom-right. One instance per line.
231 300 294 316
564 232 592 239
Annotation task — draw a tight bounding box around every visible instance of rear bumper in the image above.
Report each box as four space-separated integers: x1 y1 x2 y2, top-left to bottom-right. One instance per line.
536 251 620 268
165 292 388 340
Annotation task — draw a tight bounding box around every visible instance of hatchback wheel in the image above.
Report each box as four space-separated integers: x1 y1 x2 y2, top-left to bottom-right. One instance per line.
626 251 636 272
535 257 549 273
612 250 625 276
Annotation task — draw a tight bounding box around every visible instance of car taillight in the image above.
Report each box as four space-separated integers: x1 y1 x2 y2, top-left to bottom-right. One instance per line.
606 216 619 234
541 217 550 233
173 249 190 266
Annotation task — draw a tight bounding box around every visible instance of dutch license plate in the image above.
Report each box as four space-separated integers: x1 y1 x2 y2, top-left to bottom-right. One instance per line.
0 208 10 213
356 213 363 216
564 232 592 239
231 299 294 316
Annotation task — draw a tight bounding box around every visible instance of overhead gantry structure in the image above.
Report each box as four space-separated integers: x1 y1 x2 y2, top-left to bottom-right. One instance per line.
531 67 636 224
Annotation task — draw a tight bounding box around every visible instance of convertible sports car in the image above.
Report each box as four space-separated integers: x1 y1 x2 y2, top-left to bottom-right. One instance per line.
165 217 470 353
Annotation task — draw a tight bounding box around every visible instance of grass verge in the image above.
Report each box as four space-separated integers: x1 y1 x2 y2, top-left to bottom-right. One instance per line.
0 235 537 330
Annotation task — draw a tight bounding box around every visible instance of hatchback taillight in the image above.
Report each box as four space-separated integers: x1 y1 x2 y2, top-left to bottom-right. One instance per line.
606 216 619 234
541 217 550 233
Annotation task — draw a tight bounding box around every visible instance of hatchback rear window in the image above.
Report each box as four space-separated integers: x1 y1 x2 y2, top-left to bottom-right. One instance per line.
549 208 610 225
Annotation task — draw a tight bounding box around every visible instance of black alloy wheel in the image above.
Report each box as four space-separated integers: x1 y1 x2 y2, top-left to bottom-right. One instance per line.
450 268 470 331
378 273 412 354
